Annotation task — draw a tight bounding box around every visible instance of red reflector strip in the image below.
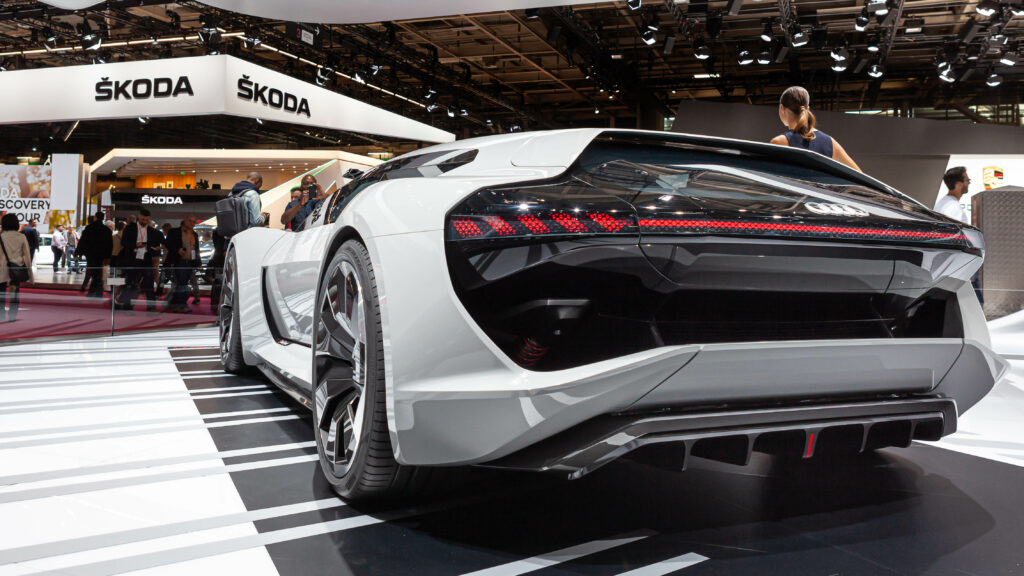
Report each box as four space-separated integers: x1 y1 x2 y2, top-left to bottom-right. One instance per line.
550 212 589 233
517 213 549 235
805 432 816 458
638 218 966 241
483 215 517 236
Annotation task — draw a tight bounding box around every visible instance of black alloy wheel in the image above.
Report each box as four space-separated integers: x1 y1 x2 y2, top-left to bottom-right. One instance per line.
312 239 446 500
219 248 245 373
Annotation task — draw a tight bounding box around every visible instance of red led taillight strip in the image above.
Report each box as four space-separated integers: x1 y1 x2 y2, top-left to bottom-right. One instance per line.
638 219 966 241
517 214 550 235
482 215 517 236
448 213 965 245
550 212 588 233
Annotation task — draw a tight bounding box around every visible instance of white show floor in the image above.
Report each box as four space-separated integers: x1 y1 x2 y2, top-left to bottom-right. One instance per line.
0 321 1022 575
0 329 279 576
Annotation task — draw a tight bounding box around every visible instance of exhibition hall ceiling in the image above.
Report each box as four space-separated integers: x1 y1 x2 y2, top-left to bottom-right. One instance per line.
0 0 1021 160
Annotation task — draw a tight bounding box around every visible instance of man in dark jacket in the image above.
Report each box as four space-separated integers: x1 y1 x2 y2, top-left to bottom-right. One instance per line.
163 214 200 313
117 209 162 312
20 220 39 262
230 172 267 229
78 212 113 298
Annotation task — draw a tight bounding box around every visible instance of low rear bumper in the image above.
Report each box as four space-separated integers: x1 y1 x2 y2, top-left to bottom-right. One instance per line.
484 398 957 479
391 337 1006 467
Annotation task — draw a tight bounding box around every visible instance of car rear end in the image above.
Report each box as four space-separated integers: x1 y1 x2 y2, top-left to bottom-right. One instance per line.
383 130 1006 475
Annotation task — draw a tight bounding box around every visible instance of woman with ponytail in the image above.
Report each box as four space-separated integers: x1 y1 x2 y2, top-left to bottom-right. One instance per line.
770 86 861 171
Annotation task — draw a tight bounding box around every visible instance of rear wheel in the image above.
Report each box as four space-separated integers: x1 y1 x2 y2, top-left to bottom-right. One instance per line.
219 249 244 373
313 239 445 500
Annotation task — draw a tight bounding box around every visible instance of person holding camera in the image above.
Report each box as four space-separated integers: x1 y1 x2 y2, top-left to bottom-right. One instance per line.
281 185 306 230
280 175 330 231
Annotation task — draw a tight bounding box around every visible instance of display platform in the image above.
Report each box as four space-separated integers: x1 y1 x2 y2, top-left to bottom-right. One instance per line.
1 327 1023 575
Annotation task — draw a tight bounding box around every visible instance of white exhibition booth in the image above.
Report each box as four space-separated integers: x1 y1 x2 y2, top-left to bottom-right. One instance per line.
0 55 454 144
0 54 452 232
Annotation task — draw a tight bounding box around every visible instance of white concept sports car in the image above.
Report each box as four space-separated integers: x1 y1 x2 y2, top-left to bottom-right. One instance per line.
220 129 1007 500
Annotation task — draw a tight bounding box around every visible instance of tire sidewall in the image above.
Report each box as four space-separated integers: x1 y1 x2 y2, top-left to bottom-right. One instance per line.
221 249 244 373
314 240 384 497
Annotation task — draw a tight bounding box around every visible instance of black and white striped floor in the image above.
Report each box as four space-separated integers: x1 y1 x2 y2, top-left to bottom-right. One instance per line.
2 327 1024 575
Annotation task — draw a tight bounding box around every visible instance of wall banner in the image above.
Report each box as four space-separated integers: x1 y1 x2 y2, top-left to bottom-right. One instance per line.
0 164 53 228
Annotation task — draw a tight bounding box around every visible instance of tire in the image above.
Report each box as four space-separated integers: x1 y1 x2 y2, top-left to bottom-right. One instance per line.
219 248 245 374
313 239 445 500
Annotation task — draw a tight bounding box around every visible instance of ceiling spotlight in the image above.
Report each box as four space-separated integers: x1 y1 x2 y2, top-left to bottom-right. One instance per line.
485 118 493 125
626 0 642 10
936 53 951 72
200 15 218 35
761 20 773 43
426 102 438 112
831 59 849 72
873 0 890 16
369 63 384 76
352 71 366 84
866 37 880 52
459 108 468 117
939 68 956 83
315 65 333 86
693 38 712 60
1000 52 1018 66
524 8 540 20
737 47 754 66
641 29 657 45
78 19 101 50
757 48 772 65
976 0 999 17
987 72 1004 86
790 26 809 47
138 116 149 124
594 106 600 115
830 44 850 62
255 117 263 125
92 52 108 64
0 58 11 72
855 9 870 32
510 124 522 132
867 62 884 78
446 107 455 118
1012 4 1024 17
43 27 57 50
424 87 436 100
243 27 261 48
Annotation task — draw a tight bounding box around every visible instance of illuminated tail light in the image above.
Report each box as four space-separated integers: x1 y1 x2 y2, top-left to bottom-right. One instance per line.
637 217 970 247
447 211 638 240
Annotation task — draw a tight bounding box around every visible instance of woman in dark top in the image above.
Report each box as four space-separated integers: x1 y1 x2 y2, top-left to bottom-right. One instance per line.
770 86 860 171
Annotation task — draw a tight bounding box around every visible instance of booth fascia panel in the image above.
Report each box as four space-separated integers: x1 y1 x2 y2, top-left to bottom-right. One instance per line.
90 148 360 175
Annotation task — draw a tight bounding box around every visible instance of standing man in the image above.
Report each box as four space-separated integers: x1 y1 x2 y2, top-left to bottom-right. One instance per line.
117 209 161 312
230 172 268 229
79 212 113 298
51 224 67 273
65 225 79 273
936 166 970 224
164 214 200 314
936 166 982 304
21 219 39 263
